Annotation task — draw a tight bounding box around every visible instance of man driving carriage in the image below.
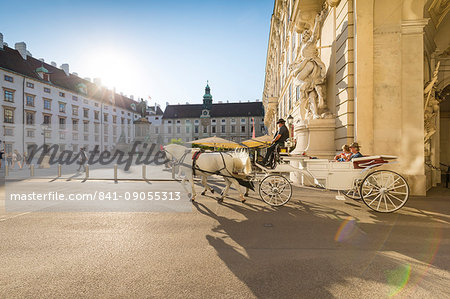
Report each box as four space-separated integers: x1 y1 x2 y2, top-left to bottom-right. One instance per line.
261 118 290 167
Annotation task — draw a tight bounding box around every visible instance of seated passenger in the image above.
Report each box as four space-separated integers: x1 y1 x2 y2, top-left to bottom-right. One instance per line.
334 144 351 162
346 142 363 161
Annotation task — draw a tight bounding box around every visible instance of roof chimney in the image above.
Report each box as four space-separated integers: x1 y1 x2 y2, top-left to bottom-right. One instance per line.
15 42 27 59
39 58 45 62
166 101 169 106
51 61 57 67
94 78 102 86
60 63 70 76
0 33 3 50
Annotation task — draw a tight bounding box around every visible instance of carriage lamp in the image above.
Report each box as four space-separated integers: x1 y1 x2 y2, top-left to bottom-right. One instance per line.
287 114 293 126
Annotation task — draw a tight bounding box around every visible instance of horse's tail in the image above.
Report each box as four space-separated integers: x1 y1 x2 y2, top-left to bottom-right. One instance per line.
231 149 251 175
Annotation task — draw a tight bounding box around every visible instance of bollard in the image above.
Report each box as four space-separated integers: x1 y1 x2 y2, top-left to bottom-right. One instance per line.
30 164 34 176
85 165 89 180
58 164 62 177
114 164 118 182
5 164 8 177
142 165 146 180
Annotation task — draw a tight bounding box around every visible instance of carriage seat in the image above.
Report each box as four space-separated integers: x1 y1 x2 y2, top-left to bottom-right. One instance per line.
352 155 397 169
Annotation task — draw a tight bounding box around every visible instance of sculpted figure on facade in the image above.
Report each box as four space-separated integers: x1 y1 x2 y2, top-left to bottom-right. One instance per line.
424 62 441 156
289 10 332 120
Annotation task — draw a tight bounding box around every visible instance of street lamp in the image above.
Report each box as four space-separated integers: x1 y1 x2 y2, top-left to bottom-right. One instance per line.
41 123 49 152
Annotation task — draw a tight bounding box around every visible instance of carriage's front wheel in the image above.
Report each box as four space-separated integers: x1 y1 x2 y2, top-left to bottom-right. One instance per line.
343 186 361 201
259 175 292 207
360 170 409 213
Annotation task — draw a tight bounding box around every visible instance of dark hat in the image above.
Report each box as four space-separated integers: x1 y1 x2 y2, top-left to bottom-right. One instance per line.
276 118 286 124
349 142 360 149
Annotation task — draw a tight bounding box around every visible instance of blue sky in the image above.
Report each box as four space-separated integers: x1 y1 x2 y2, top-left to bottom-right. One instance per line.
0 0 273 107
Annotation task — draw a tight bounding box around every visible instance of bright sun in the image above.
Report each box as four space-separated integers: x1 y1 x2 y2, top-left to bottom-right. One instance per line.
82 47 140 95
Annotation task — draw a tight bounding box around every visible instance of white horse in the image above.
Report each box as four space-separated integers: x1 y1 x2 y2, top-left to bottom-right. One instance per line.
163 144 253 202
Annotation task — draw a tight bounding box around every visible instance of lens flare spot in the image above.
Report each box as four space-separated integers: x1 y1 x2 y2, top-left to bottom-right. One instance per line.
386 263 412 297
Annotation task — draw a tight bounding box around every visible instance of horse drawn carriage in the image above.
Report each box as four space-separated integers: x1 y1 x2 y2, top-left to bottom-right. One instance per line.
163 142 410 213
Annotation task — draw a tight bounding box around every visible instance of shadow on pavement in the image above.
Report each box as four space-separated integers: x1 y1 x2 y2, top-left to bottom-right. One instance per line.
192 185 449 298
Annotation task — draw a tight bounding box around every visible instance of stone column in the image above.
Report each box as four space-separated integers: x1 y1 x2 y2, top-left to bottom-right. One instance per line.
400 18 429 195
354 0 374 154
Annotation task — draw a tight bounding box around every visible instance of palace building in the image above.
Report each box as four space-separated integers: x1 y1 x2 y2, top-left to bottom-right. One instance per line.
162 83 266 144
0 33 153 155
262 0 449 195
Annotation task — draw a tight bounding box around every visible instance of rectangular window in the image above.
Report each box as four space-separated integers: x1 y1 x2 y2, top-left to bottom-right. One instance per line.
231 125 235 133
241 118 246 123
59 92 65 97
176 127 180 134
5 128 14 136
113 115 117 123
4 89 14 102
155 127 159 134
43 115 51 125
203 126 207 133
72 106 78 116
241 126 246 133
212 126 216 133
83 108 89 118
186 126 190 133
221 125 226 133
27 130 35 137
59 132 65 140
4 109 14 123
26 82 34 88
26 94 35 106
44 87 51 93
72 95 78 101
168 127 172 134
72 119 79 131
59 117 66 129
84 122 89 132
104 113 108 122
94 111 99 120
4 75 13 82
26 112 35 125
59 102 66 113
44 99 51 110
194 126 199 134
95 124 99 134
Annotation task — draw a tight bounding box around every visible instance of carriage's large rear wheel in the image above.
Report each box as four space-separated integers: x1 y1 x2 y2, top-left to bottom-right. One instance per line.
360 170 409 213
259 175 292 206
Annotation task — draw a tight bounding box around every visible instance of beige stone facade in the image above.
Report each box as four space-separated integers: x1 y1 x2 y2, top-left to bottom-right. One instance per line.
263 0 449 195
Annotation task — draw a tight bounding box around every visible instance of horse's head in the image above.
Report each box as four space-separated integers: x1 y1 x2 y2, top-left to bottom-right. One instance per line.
163 143 187 161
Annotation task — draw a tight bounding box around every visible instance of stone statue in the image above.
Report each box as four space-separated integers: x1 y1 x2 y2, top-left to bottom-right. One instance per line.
289 10 331 120
136 98 147 118
424 62 441 144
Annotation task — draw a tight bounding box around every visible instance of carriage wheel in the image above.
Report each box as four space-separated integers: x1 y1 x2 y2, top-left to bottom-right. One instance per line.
360 170 409 213
259 175 292 206
343 187 361 201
